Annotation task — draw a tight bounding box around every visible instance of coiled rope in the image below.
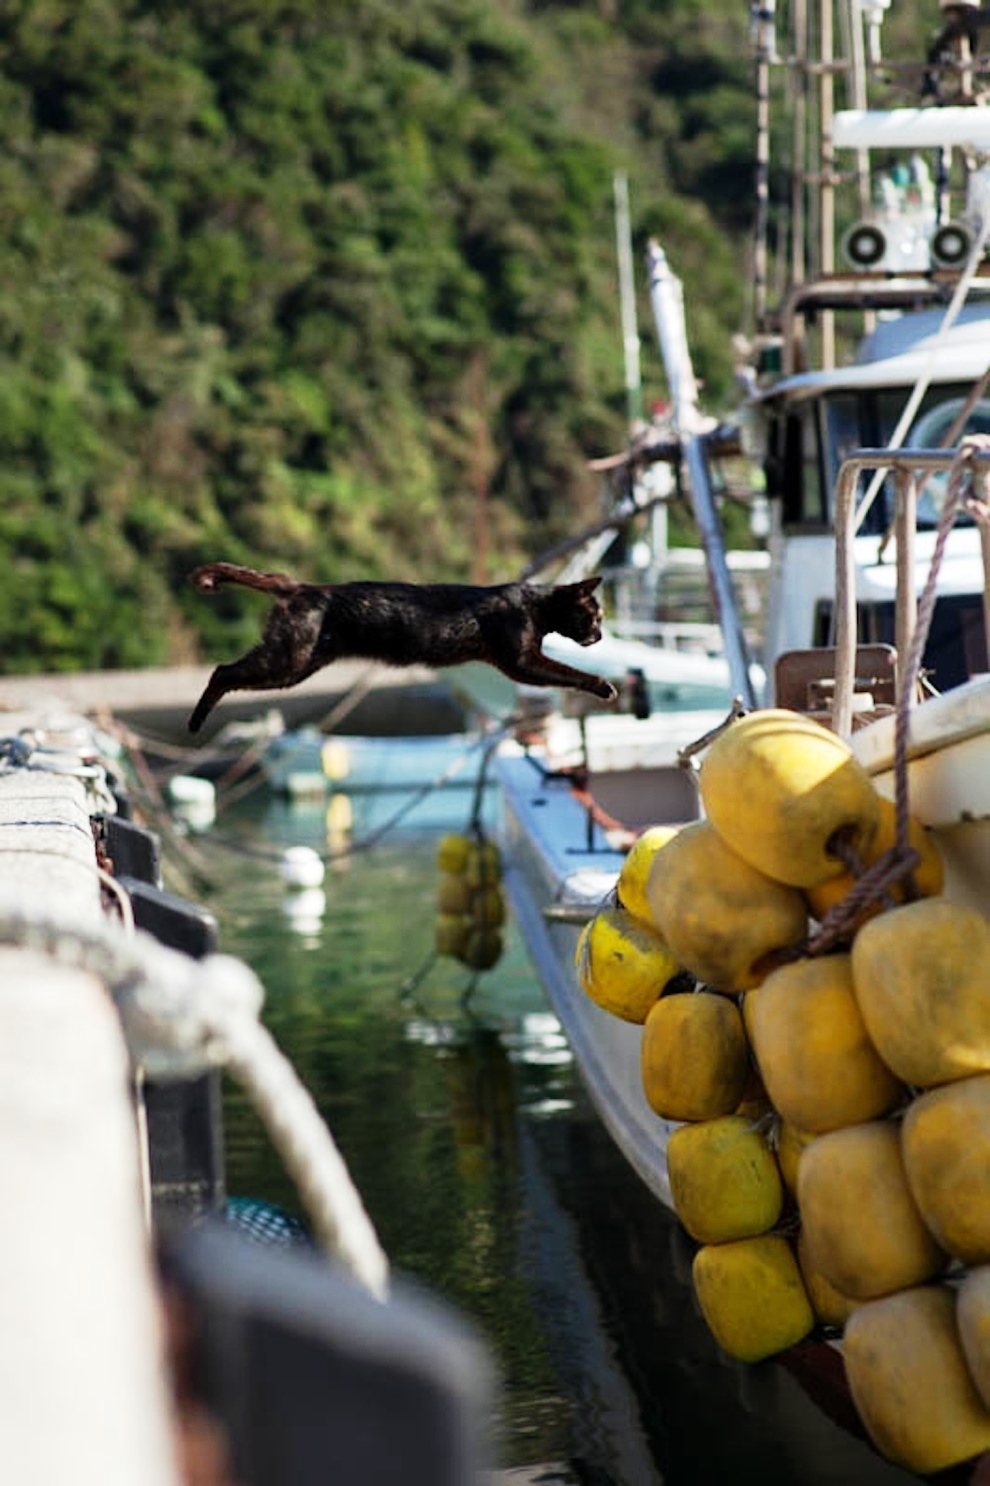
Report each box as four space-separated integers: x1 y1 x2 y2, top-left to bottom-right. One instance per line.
0 897 389 1300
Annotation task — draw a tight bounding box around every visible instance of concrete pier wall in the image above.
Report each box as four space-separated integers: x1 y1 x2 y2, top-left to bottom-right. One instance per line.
0 718 180 1485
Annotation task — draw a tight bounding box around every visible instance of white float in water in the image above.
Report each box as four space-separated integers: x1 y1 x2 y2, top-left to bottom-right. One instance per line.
167 774 216 831
282 886 327 937
279 845 326 889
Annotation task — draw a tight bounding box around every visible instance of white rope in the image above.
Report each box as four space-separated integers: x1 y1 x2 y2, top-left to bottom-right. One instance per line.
0 897 389 1300
0 731 119 815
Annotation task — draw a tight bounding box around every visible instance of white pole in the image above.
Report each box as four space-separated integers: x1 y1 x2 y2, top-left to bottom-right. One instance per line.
613 173 643 429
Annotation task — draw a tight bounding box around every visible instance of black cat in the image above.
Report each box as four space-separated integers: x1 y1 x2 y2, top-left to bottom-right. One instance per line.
187 562 617 732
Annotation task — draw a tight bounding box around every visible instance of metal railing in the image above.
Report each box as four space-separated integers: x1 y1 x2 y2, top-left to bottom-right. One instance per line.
832 445 990 736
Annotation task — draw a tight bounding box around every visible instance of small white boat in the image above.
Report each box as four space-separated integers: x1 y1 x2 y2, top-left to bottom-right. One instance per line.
262 728 485 797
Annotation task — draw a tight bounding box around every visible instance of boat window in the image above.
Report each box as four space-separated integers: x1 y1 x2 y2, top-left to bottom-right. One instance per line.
823 387 986 532
823 392 888 536
904 396 990 526
780 410 827 529
873 387 983 530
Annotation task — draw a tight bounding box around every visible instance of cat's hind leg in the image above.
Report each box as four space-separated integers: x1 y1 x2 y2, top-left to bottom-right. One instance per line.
188 642 305 732
188 667 235 733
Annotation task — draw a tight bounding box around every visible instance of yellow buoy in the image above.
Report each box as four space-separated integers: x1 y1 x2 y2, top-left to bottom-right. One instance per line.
845 1286 990 1474
471 885 505 927
461 927 503 971
796 1231 859 1329
797 1121 946 1300
698 708 881 888
902 1073 990 1265
577 905 680 1023
805 796 944 928
692 1234 814 1363
437 873 472 915
957 1266 990 1412
851 898 990 1087
667 1114 783 1244
436 833 473 874
746 954 904 1133
435 914 471 958
646 820 807 993
465 839 501 889
641 991 750 1121
775 1120 815 1199
616 824 680 927
321 738 352 782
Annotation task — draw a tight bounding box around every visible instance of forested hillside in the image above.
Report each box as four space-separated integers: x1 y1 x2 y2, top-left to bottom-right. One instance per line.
0 0 757 671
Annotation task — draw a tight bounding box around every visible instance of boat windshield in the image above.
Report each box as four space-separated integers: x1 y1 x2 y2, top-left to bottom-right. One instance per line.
823 388 990 534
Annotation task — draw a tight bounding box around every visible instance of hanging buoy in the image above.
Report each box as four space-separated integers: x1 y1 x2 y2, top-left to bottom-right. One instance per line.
321 739 351 782
434 831 505 970
692 1234 814 1363
279 845 326 889
698 708 881 888
845 1287 990 1474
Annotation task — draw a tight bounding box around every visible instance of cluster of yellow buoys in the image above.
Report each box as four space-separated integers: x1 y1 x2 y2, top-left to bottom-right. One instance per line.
434 832 505 971
577 707 990 1475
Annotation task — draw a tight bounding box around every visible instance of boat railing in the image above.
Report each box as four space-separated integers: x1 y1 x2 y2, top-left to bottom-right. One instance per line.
607 617 726 653
832 444 990 737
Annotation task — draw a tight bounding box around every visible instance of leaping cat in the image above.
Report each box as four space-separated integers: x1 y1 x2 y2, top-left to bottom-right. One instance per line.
187 562 617 733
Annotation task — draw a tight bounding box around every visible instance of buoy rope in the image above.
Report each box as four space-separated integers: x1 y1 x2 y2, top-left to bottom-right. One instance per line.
0 896 389 1299
808 435 990 953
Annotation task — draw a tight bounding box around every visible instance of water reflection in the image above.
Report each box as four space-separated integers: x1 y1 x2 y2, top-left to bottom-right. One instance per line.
197 788 915 1486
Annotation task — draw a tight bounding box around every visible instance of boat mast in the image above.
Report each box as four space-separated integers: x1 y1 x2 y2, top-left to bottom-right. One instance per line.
646 244 758 707
753 0 776 328
820 0 836 368
613 173 643 430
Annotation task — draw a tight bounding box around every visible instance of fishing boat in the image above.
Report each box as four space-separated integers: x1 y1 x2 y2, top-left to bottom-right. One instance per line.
261 727 487 797
495 0 990 1474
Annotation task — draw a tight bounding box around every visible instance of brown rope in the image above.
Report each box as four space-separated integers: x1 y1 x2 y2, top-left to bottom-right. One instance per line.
806 845 922 955
566 778 638 849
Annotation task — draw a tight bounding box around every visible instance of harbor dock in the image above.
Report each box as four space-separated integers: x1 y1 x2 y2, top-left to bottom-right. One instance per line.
0 712 180 1484
0 661 466 747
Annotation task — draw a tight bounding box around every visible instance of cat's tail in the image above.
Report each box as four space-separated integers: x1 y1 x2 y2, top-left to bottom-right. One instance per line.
190 562 302 597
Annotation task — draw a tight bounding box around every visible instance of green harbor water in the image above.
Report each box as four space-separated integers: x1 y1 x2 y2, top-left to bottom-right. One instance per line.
193 771 916 1486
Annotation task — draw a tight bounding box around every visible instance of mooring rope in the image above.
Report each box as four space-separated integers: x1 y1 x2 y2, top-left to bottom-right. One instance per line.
0 898 389 1299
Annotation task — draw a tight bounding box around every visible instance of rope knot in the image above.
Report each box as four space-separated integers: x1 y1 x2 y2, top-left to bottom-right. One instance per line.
806 845 922 956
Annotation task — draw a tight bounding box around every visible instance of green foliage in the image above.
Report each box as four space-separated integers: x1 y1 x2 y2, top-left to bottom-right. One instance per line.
0 0 758 671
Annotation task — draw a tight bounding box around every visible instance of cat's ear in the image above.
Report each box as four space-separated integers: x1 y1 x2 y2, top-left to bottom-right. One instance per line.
571 575 602 595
